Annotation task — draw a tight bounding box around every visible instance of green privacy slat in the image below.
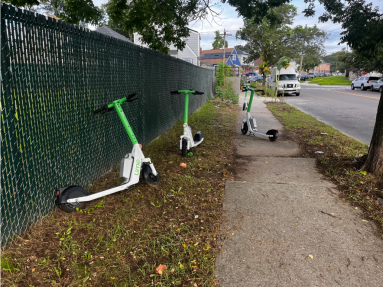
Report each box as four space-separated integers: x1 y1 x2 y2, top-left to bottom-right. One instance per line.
0 3 213 245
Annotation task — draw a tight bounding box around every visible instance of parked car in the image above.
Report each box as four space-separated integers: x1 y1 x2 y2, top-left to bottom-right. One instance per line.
308 73 315 78
370 78 383 93
300 73 309 81
351 76 381 90
325 73 331 76
249 76 263 83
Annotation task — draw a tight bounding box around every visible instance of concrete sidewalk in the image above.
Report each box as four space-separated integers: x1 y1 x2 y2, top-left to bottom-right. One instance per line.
215 92 383 287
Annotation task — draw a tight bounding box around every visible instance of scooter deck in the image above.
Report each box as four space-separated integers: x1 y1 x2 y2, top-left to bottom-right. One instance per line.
192 137 204 147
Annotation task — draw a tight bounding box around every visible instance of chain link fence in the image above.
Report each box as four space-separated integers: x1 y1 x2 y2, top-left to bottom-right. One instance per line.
1 3 213 245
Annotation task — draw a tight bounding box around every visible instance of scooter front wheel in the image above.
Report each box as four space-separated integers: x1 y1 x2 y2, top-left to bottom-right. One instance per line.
142 164 160 187
59 186 89 213
182 139 188 157
242 102 246 111
241 122 248 135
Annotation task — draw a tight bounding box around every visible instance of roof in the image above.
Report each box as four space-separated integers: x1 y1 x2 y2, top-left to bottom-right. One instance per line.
200 58 229 65
201 48 234 57
96 26 133 43
201 52 232 59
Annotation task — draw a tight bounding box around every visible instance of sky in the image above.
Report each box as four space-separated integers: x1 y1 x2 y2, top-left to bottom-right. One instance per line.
92 0 382 55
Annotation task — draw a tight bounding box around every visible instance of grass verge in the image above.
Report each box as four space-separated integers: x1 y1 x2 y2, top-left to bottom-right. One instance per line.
308 76 351 85
1 99 238 287
267 103 383 235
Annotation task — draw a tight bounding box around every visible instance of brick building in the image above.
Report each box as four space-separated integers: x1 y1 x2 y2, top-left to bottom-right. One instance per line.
312 63 331 73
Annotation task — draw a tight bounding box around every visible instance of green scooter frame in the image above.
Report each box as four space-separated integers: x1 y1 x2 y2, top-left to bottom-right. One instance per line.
241 87 279 141
170 90 204 156
242 84 251 111
56 93 160 213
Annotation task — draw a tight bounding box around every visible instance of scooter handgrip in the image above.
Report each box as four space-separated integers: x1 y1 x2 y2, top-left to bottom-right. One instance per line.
127 92 137 101
194 91 204 95
94 105 108 114
170 91 180 94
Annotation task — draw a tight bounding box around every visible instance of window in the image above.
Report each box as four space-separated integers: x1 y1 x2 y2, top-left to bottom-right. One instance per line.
279 74 297 81
232 54 236 60
182 58 193 64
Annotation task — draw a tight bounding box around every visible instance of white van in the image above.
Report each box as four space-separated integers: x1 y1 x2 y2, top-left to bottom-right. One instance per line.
269 62 301 96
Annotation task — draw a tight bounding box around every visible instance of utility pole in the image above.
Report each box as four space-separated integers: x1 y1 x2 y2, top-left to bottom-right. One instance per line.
220 29 232 64
335 53 338 72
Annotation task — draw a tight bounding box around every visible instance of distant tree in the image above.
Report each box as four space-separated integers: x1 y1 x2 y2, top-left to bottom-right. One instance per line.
212 31 228 49
236 5 298 67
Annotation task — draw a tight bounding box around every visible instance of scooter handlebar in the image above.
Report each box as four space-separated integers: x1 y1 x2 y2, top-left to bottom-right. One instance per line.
193 91 204 95
170 91 180 95
94 105 111 114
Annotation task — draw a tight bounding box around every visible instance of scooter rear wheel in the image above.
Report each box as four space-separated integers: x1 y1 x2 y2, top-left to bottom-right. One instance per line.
243 102 246 111
182 139 188 157
59 186 89 213
142 164 160 187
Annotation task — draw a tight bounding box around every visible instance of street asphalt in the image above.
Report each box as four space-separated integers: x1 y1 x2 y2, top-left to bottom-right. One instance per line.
283 85 381 145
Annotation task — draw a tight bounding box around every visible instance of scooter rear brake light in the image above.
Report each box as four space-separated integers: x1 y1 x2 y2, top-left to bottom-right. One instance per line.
276 130 279 133
367 80 369 83
139 144 142 148
56 189 59 196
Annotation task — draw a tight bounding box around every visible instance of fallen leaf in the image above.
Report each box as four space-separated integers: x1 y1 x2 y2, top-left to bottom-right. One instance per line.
156 264 167 275
223 172 229 175
32 268 36 272
265 161 268 163
179 264 184 269
356 190 361 193
308 255 313 259
362 220 368 222
183 244 186 248
111 277 115 280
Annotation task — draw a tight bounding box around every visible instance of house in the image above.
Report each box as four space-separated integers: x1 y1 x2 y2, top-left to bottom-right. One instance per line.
96 26 133 43
200 48 240 67
312 63 331 73
134 29 201 66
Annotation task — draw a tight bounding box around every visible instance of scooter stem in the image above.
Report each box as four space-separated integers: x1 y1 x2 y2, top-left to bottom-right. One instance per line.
247 89 255 113
184 93 189 124
112 101 139 145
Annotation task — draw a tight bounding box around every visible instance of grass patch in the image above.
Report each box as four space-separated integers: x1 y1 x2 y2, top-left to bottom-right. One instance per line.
1 99 238 287
308 76 351 85
267 103 383 235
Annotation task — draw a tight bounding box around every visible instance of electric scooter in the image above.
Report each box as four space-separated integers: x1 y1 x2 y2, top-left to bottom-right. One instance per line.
242 84 251 111
170 90 204 156
241 87 279 141
55 93 160 213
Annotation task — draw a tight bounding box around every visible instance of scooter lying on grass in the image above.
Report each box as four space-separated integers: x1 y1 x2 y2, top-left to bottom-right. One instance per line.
241 87 279 141
242 84 251 111
56 93 160 213
170 89 204 156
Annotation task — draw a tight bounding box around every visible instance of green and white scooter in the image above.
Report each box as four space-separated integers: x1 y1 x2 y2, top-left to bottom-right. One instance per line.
56 93 160 213
170 89 204 156
242 83 251 111
241 87 279 141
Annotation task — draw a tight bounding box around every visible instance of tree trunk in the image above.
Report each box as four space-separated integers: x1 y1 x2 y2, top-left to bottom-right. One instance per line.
362 89 383 174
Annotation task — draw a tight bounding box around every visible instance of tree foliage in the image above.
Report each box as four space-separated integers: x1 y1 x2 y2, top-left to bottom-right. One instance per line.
5 0 102 25
212 31 228 49
224 0 292 25
236 4 326 70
